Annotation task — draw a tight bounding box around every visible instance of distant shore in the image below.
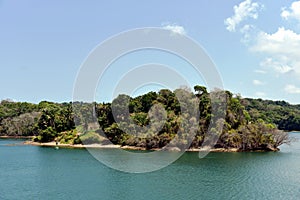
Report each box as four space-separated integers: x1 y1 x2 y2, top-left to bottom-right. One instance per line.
23 141 279 152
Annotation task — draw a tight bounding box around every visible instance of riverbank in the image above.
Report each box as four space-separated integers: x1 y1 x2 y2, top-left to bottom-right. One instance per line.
23 141 279 152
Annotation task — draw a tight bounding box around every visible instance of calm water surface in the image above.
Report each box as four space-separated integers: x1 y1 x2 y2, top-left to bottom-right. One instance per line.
1 132 300 200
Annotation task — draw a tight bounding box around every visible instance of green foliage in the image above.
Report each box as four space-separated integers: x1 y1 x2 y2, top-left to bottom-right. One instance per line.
0 85 294 151
0 100 38 120
242 98 300 131
37 127 56 143
57 129 79 144
0 112 40 136
194 85 207 96
79 131 104 144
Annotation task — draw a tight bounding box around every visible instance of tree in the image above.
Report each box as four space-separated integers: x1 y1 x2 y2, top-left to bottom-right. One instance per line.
194 85 207 96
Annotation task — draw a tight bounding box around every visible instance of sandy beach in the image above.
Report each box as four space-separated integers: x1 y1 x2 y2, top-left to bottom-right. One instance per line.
23 141 250 152
25 141 121 149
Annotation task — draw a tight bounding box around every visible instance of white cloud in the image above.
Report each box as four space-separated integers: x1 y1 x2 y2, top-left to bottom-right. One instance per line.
285 84 300 94
251 27 300 75
162 24 186 35
225 0 263 32
260 58 293 74
254 69 266 74
240 24 257 43
252 27 300 55
253 79 264 85
281 1 300 21
226 0 300 100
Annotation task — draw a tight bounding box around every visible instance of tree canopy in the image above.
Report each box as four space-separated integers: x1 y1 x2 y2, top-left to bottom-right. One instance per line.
0 85 293 151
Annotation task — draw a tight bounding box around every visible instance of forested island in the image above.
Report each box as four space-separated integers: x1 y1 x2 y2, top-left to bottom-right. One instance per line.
0 85 295 151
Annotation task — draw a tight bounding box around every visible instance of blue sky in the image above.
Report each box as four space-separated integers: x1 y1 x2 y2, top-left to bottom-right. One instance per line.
1 0 300 104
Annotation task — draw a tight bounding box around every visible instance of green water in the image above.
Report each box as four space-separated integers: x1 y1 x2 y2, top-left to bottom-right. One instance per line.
1 133 300 200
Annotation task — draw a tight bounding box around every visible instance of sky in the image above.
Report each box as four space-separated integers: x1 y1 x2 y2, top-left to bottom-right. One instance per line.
1 0 300 104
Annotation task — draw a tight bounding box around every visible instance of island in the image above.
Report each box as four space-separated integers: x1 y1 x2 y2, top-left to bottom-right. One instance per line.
0 85 295 152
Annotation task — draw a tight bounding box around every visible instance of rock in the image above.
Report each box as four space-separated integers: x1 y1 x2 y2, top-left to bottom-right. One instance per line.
163 146 181 151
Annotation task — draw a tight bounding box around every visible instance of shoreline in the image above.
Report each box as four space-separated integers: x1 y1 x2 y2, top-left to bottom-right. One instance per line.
0 136 34 139
23 141 279 152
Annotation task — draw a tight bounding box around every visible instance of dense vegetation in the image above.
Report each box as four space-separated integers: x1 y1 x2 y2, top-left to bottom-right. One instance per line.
0 85 295 151
242 98 300 131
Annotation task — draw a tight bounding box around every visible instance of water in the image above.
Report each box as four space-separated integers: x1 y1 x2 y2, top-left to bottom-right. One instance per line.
1 133 300 200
